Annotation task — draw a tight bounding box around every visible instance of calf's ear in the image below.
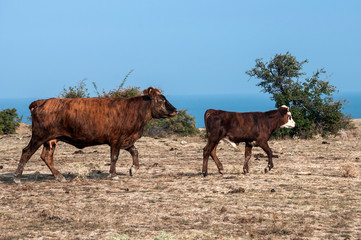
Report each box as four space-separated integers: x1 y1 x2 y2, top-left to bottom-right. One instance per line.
279 107 289 115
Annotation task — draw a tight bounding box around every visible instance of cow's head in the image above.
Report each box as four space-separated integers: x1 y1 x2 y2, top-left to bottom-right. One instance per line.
144 87 178 118
279 105 296 129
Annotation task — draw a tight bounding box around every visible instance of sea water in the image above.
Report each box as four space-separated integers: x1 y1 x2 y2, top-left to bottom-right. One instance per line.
0 93 360 128
0 98 38 124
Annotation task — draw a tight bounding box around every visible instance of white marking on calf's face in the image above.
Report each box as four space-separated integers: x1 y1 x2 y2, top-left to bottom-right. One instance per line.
281 111 296 129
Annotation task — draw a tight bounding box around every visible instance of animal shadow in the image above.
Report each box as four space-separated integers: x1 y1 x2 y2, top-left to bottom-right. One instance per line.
0 170 126 184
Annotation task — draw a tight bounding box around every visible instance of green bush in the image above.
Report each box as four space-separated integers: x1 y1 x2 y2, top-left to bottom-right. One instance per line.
0 108 22 134
59 78 90 98
246 52 351 138
92 70 140 98
144 109 199 137
97 86 142 98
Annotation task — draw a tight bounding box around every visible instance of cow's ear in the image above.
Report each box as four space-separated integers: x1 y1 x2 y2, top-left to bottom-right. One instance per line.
143 87 155 97
143 87 161 98
143 87 153 96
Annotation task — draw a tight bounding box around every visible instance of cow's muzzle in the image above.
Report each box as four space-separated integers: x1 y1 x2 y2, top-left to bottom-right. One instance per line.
169 110 178 117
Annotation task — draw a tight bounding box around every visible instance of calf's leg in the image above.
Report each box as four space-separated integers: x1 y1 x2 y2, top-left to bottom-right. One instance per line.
127 145 139 176
40 142 66 182
243 142 253 174
202 140 218 177
258 141 273 173
210 143 224 175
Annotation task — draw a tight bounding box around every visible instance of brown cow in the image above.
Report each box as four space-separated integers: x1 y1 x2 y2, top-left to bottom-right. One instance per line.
202 106 295 176
14 87 177 183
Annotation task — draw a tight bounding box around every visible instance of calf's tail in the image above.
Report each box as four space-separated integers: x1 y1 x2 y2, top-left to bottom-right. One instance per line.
204 109 217 134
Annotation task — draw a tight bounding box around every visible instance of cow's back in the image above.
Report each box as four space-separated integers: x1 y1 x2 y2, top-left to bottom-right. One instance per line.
30 97 151 146
32 98 125 128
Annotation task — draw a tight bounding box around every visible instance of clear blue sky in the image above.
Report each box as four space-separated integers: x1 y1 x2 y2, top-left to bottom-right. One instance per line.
1 0 360 98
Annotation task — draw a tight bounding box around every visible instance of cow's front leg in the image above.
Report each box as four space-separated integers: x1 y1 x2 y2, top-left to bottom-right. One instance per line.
109 146 120 180
259 142 273 173
243 142 253 174
126 145 139 176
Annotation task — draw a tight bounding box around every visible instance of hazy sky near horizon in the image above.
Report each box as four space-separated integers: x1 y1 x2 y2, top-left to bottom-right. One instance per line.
1 0 360 99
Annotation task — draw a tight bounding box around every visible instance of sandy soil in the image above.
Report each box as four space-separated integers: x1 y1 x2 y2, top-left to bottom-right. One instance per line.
0 121 360 239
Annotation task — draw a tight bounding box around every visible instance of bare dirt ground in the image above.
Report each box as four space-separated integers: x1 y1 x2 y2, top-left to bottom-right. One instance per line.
1 121 360 240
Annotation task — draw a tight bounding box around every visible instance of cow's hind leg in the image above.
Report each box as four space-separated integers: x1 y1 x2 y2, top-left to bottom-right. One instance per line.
258 141 273 173
109 146 120 180
40 142 66 182
14 137 43 183
243 142 253 174
210 143 224 175
127 145 139 176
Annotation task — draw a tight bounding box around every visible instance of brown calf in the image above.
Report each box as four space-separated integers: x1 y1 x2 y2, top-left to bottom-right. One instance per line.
202 106 295 176
14 87 177 183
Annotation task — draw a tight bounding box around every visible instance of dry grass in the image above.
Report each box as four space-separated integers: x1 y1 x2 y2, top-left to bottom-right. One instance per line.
1 120 361 239
340 164 360 178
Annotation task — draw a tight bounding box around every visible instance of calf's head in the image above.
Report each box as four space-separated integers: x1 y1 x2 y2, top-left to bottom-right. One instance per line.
279 105 296 129
144 87 177 118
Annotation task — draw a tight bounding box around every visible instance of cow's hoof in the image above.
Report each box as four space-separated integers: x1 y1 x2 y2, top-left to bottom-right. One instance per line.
14 177 21 184
202 172 207 177
56 176 67 183
243 169 248 175
264 168 269 173
129 165 137 176
108 174 119 180
111 175 120 181
219 169 224 175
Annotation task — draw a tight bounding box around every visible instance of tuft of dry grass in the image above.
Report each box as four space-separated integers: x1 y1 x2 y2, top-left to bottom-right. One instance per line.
340 164 360 178
71 162 101 179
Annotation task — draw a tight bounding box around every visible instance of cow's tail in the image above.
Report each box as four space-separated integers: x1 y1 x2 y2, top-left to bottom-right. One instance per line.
29 99 47 112
29 99 58 146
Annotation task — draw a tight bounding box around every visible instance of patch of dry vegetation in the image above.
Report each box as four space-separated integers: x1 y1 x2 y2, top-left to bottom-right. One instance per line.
1 120 361 239
340 164 360 178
